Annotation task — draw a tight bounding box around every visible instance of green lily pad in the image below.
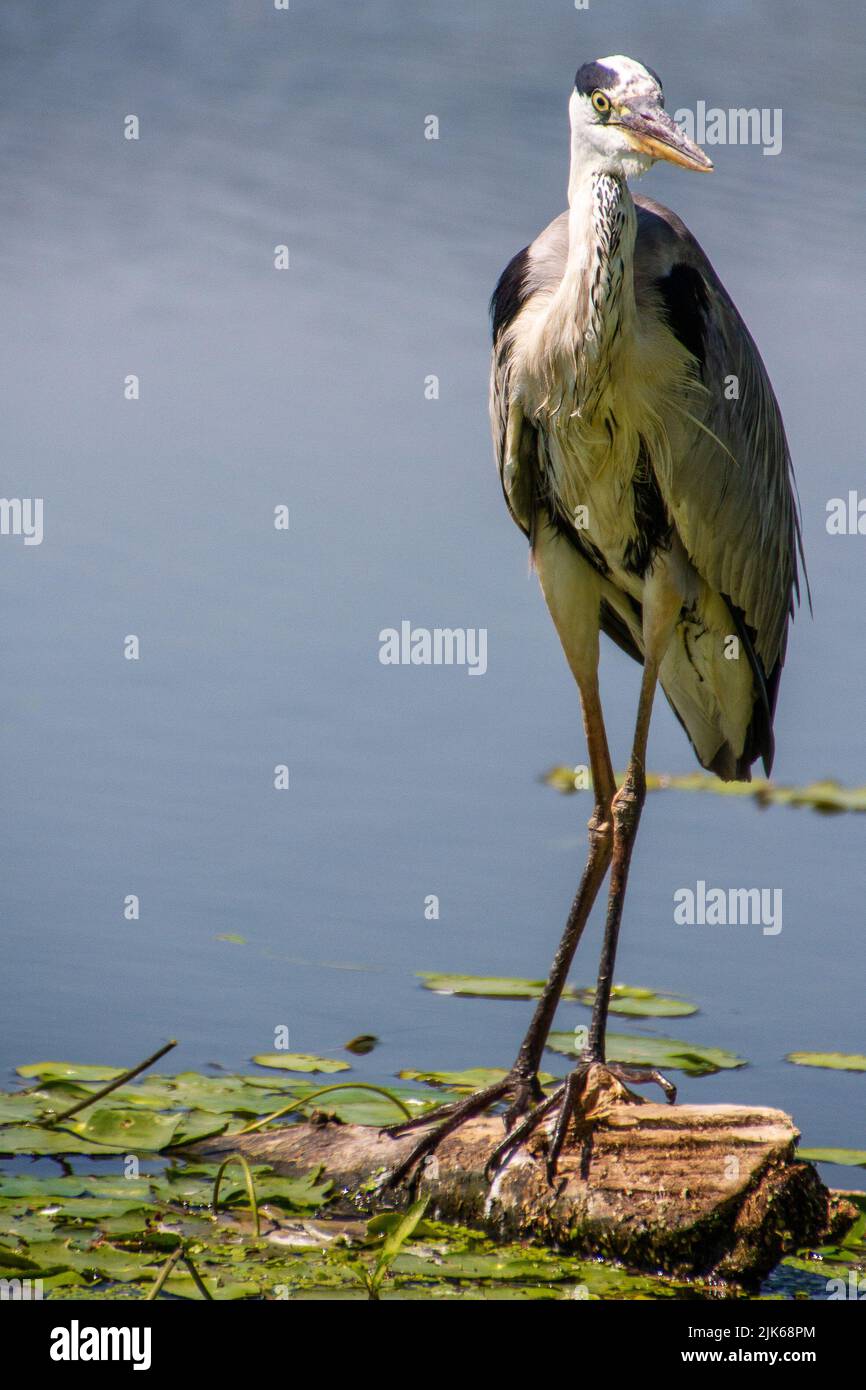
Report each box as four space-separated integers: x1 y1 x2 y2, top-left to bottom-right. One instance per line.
399 1067 510 1091
391 1250 580 1281
546 1031 746 1076
0 1125 126 1156
24 1239 158 1282
104 1073 286 1116
148 1160 331 1213
162 1272 259 1300
0 1094 55 1124
16 1062 125 1083
398 1067 555 1093
243 1171 332 1210
40 1270 88 1292
582 985 697 1018
216 933 246 945
543 767 866 815
159 1072 277 1094
65 1108 183 1151
0 1244 45 1273
251 1054 351 1075
417 974 695 1017
797 1148 866 1167
269 1082 434 1127
0 1175 90 1200
786 1052 866 1072
40 1196 157 1222
418 973 557 1000
170 1110 230 1146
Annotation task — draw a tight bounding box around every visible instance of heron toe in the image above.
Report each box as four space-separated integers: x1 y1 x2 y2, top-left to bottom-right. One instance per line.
382 1067 545 1190
486 1058 677 1184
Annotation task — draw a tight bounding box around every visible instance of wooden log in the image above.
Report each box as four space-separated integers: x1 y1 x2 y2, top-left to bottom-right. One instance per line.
195 1072 853 1286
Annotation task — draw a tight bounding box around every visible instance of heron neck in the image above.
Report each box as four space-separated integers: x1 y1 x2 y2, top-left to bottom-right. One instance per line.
563 167 637 350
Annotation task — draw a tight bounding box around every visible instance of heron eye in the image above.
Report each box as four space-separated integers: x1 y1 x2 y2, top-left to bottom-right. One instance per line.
591 90 611 116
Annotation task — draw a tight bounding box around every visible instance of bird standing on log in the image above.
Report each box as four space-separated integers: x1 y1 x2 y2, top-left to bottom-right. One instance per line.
387 55 805 1184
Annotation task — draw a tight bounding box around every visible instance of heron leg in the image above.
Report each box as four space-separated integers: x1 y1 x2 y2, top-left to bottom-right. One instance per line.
582 561 683 1072
502 515 617 1108
484 572 685 1182
383 671 615 1189
504 675 615 1116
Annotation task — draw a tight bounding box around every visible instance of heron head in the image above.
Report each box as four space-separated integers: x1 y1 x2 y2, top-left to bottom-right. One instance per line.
569 56 712 181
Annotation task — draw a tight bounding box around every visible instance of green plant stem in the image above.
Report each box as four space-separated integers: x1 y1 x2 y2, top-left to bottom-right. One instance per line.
182 1252 214 1299
237 1083 412 1135
145 1244 183 1300
212 1153 260 1237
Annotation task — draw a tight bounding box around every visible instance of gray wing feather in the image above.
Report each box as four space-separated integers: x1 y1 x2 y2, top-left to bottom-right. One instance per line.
489 215 570 536
633 194 806 674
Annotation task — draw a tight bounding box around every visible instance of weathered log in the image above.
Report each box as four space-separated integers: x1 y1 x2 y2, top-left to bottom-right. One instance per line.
195 1073 852 1286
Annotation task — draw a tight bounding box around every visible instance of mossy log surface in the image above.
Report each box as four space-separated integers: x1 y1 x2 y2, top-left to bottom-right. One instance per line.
195 1072 851 1286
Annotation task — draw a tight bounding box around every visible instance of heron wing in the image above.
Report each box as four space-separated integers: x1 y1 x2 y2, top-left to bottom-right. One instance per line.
633 194 806 678
489 218 568 537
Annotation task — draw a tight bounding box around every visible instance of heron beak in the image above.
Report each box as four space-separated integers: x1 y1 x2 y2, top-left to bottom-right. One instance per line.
616 108 713 173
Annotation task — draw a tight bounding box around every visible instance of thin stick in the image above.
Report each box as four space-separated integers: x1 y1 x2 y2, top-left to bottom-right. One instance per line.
145 1245 183 1301
182 1252 214 1300
41 1040 178 1127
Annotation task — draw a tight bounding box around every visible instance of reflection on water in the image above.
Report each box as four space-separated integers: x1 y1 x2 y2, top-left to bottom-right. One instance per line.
1 0 864 1217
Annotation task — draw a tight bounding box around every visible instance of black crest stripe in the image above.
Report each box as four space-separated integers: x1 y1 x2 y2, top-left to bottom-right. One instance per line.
574 61 616 96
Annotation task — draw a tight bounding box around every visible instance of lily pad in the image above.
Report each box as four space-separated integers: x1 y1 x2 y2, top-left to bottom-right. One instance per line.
65 1108 183 1151
0 1244 46 1274
24 1239 158 1282
170 1110 230 1146
797 1147 866 1168
786 1052 866 1072
417 974 695 1017
418 973 559 1000
0 1175 91 1200
215 934 246 945
0 1125 126 1156
38 1196 157 1221
546 1031 746 1076
543 767 866 815
582 985 697 1019
0 1094 55 1124
399 1067 554 1093
16 1062 125 1083
162 1271 259 1300
251 1054 350 1075
246 1172 332 1210
399 1067 510 1092
271 1082 434 1127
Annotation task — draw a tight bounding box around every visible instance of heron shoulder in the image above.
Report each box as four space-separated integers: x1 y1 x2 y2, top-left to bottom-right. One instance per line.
490 213 570 345
490 198 715 361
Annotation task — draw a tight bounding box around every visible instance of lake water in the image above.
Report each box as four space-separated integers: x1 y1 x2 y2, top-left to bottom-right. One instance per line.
1 0 864 1196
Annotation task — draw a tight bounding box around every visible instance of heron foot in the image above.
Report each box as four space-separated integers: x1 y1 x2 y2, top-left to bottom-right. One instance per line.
382 1068 545 1189
485 1058 677 1185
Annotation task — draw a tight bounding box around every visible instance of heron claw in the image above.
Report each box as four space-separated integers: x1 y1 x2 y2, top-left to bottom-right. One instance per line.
383 1057 676 1189
382 1069 544 1190
486 1057 678 1184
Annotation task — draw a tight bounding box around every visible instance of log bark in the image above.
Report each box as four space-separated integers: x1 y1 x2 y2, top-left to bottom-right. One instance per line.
194 1077 852 1286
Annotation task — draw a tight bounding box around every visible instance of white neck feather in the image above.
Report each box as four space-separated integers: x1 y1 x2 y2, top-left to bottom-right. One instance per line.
534 167 636 417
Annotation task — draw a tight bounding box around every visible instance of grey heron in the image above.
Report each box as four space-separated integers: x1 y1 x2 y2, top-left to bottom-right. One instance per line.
387 55 805 1185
